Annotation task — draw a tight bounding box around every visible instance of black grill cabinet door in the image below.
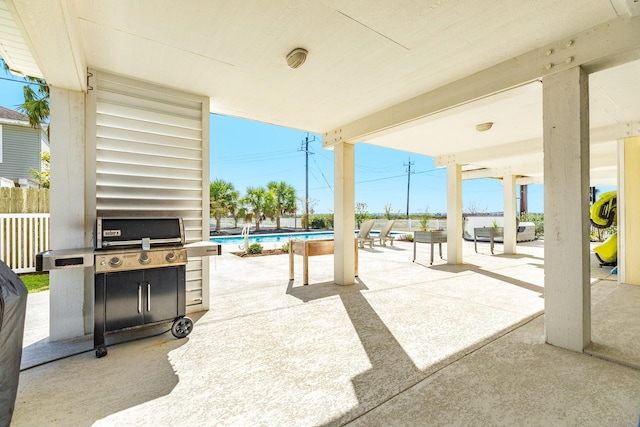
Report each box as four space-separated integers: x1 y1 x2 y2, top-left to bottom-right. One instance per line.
105 271 145 331
143 267 179 324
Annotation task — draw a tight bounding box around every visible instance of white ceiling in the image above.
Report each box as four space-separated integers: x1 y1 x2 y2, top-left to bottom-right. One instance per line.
1 0 639 185
365 58 640 185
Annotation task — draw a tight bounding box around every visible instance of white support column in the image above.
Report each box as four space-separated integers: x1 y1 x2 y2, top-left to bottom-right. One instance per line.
334 142 356 285
503 174 517 255
49 86 87 341
543 67 591 352
447 164 463 264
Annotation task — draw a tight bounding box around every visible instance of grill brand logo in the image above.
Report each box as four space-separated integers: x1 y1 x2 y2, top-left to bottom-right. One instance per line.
103 229 122 237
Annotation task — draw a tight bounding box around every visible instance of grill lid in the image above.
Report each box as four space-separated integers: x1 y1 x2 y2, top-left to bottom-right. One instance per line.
96 217 185 249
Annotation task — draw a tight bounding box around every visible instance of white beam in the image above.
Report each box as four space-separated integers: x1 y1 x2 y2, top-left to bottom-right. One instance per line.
589 166 618 186
435 122 640 167
323 15 640 147
462 168 511 180
591 121 640 141
333 142 355 286
435 138 542 167
7 0 86 90
516 175 544 185
446 164 462 264
543 66 591 352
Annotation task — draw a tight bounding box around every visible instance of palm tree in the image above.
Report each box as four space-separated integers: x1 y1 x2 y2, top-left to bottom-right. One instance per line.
1 58 50 130
243 186 275 232
18 78 49 129
267 181 296 229
210 179 239 232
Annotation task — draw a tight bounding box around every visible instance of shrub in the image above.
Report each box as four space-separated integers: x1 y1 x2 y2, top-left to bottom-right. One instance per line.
310 217 326 229
281 242 290 253
247 243 263 254
310 214 334 229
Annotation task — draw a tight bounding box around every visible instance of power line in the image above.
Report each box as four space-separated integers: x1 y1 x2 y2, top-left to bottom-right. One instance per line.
211 153 301 165
0 76 47 87
211 149 295 163
356 173 406 184
311 155 332 191
353 167 444 184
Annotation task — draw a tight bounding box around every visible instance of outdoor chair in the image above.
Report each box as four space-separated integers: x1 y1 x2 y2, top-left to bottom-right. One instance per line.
378 220 396 246
357 220 375 248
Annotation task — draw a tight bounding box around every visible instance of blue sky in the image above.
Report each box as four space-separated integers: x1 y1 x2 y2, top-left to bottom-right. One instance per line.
1 72 545 215
211 114 544 215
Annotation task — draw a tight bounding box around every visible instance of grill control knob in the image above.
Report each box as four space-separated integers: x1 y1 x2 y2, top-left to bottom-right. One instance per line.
139 252 151 265
166 251 176 262
109 256 122 268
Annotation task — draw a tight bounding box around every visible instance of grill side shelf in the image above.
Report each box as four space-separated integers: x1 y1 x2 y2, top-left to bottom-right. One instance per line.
35 249 95 272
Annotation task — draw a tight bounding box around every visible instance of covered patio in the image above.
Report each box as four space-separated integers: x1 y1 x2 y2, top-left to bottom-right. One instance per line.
1 1 640 424
13 240 640 425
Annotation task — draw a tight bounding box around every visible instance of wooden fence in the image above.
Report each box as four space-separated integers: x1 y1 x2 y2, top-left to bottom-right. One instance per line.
0 213 50 273
0 187 49 213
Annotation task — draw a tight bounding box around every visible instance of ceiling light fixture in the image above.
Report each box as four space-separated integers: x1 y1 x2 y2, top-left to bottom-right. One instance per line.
475 122 493 132
286 48 308 69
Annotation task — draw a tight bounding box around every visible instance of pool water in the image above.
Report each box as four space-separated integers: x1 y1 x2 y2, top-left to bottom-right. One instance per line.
210 230 382 245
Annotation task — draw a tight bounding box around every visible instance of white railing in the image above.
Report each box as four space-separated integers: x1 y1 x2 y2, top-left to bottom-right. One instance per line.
0 213 50 273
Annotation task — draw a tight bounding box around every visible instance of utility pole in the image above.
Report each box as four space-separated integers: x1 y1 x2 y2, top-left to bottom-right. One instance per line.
404 158 414 219
519 184 528 214
299 133 316 230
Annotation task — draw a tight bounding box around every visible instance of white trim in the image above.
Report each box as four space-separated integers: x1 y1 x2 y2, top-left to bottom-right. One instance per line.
617 138 625 284
199 96 211 311
0 118 31 127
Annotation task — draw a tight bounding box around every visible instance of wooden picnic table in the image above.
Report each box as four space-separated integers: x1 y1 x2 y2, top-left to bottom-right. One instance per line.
289 238 358 285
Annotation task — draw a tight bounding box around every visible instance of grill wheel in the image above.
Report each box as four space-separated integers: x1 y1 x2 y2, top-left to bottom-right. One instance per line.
171 316 193 338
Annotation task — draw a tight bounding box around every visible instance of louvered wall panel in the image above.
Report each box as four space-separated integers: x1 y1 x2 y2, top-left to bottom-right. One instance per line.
93 70 208 307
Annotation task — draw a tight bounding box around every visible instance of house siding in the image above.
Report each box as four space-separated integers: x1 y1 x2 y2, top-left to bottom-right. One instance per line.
0 124 41 180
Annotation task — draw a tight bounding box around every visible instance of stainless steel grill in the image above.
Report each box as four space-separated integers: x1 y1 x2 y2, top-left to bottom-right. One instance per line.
36 216 221 358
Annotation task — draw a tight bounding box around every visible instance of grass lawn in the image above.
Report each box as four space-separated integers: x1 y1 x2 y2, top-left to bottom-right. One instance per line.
18 273 49 293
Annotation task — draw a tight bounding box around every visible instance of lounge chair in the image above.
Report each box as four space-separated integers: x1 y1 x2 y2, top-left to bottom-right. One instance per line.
357 220 375 248
378 220 396 246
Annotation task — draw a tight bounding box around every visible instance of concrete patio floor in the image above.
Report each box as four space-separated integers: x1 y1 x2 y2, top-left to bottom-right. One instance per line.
11 239 640 426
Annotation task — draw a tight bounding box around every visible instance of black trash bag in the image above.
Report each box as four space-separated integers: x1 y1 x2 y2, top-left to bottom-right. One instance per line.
0 261 28 427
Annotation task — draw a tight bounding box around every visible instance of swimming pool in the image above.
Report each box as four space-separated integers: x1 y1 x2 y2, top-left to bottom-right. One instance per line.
209 230 383 245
